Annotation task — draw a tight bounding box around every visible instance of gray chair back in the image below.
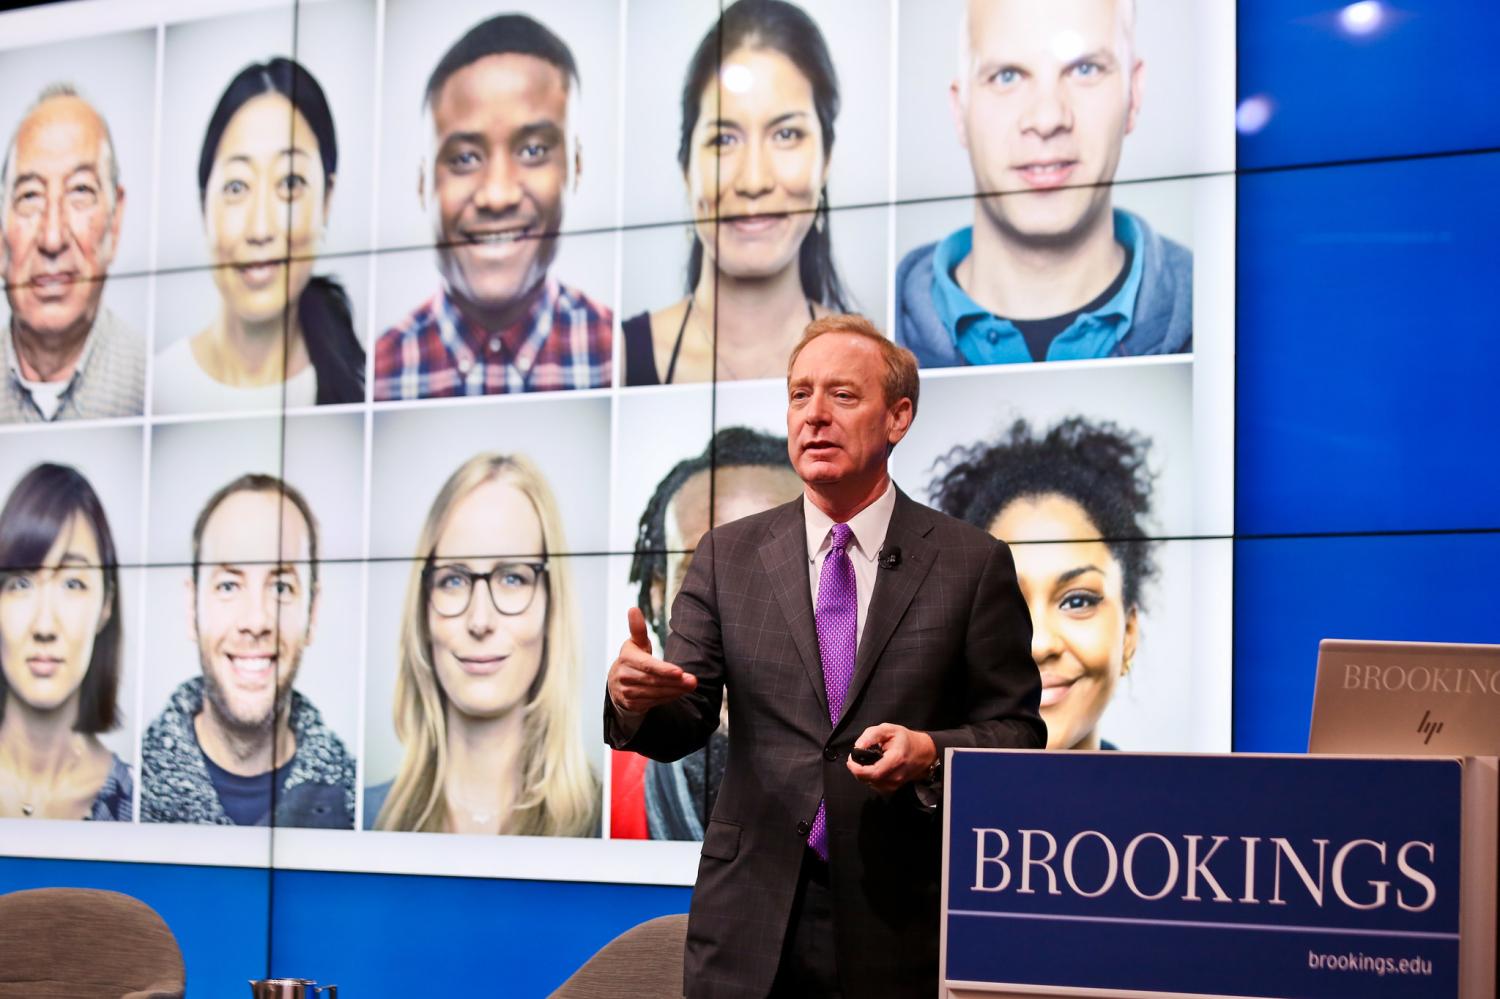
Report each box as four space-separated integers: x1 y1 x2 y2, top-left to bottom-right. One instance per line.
550 913 689 999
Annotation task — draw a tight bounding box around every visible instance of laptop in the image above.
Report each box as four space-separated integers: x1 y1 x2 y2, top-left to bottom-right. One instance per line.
1307 639 1500 755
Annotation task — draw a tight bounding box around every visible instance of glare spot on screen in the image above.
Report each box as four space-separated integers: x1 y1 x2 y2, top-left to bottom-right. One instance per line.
1048 30 1088 65
720 63 753 94
1235 95 1274 135
1338 1 1386 36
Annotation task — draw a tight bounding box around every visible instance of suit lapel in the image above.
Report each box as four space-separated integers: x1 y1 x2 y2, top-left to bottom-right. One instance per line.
759 498 828 718
834 491 936 737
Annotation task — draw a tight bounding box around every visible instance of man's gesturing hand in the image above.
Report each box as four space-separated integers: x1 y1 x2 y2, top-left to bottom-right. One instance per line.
607 607 698 714
845 724 937 794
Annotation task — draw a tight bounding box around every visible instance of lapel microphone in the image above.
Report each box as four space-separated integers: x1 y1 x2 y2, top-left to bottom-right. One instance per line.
877 545 902 570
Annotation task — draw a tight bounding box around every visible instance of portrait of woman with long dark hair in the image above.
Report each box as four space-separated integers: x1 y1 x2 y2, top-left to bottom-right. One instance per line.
154 57 364 412
622 0 850 385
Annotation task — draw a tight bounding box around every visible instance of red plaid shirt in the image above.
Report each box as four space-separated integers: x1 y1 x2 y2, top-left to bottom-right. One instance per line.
373 279 612 400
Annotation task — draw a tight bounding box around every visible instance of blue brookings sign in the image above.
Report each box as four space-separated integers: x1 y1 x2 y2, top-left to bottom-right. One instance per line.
942 752 1479 999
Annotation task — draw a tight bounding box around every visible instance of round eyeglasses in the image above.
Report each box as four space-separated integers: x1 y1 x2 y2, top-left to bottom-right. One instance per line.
425 561 547 618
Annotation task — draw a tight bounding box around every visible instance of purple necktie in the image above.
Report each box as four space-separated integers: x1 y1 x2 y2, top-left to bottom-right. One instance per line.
808 522 857 861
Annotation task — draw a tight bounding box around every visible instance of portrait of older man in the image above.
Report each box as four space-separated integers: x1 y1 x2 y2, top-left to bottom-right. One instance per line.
896 0 1192 367
373 13 611 400
1 84 144 422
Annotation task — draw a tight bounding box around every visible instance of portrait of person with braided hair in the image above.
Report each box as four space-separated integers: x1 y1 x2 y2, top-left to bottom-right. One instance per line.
611 426 802 840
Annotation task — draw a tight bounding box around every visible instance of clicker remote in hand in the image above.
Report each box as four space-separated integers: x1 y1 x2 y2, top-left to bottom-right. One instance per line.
849 745 883 766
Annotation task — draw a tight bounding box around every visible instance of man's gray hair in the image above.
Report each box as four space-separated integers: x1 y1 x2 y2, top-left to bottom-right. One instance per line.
1 82 121 223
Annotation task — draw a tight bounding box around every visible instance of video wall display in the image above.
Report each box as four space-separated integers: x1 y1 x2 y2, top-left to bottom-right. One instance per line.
0 0 1234 884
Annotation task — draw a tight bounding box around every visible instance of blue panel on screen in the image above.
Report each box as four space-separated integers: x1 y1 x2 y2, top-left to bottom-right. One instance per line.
267 869 691 995
1236 151 1500 536
1238 0 1500 168
1233 532 1500 752
0 858 270 993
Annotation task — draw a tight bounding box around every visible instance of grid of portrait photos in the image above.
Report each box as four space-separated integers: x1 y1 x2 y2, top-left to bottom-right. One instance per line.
0 0 1235 884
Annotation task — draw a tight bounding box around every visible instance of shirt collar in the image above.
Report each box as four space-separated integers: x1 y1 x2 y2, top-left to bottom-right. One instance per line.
930 210 1146 360
930 225 984 332
3 327 22 382
4 310 107 390
804 480 897 565
437 280 557 358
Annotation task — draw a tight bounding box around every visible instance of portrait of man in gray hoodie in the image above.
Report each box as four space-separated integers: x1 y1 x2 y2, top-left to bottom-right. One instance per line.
895 0 1191 367
141 474 355 828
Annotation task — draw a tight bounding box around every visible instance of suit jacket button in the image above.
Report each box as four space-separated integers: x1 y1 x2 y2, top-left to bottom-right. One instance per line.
823 748 837 762
796 821 810 836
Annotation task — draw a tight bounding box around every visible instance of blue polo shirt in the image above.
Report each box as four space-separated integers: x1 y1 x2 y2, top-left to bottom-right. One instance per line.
930 210 1146 365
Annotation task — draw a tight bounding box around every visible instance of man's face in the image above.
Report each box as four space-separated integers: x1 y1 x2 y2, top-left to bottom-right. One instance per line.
188 491 317 734
2 96 123 343
424 54 574 318
952 0 1140 243
786 333 912 491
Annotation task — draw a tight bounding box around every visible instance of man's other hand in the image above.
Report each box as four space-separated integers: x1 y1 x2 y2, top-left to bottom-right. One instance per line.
846 724 937 794
607 607 698 714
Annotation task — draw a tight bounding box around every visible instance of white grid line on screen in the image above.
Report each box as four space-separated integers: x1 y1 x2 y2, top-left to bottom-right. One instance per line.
599 0 634 841
128 561 147 825
142 17 165 422
363 0 389 414
349 0 390 837
128 17 170 824
0 415 150 439
884 0 899 331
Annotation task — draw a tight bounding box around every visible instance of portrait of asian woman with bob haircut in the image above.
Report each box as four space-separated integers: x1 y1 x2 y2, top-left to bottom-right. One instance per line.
0 463 130 820
367 453 599 836
929 416 1159 752
622 0 850 386
153 57 364 413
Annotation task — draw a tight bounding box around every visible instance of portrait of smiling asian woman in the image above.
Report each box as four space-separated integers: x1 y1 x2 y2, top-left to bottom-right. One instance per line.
153 57 364 414
367 453 598 836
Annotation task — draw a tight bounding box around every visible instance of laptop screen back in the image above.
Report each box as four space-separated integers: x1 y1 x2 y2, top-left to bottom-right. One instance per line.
1307 639 1500 755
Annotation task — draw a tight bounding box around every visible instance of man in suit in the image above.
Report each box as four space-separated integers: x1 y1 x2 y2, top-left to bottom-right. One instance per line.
606 313 1044 998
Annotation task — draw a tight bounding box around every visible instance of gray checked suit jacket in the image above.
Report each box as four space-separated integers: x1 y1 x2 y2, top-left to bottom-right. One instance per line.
606 489 1044 999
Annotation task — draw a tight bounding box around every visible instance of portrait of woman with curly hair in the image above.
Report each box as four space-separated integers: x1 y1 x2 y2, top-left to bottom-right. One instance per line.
929 416 1159 750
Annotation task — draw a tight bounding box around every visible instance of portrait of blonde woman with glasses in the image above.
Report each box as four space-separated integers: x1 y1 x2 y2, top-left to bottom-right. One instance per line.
366 453 599 836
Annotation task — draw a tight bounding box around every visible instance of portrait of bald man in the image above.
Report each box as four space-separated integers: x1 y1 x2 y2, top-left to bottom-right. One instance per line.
1 84 144 422
896 0 1192 367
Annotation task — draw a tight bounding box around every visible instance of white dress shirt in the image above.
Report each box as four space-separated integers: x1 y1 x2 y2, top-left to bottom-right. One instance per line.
803 480 896 651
